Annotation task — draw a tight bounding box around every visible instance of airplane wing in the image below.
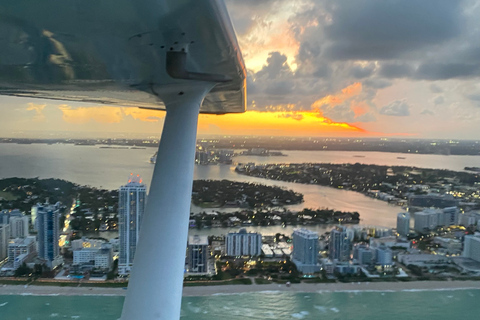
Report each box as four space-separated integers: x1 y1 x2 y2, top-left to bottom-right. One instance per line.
0 0 246 114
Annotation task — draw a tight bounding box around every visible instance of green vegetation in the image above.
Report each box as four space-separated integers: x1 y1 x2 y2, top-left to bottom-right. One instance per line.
192 179 303 208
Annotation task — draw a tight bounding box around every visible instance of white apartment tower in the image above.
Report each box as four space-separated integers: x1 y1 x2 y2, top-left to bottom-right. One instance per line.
0 224 10 261
463 233 480 262
292 228 320 273
225 228 262 256
118 176 146 275
9 215 29 238
397 212 410 237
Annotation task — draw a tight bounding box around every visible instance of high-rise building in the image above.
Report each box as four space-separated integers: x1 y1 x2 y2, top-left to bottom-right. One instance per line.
225 228 262 256
397 212 410 237
36 204 61 268
8 236 37 270
414 209 438 233
329 226 351 262
0 209 22 225
353 244 374 265
118 177 146 275
292 228 320 273
463 233 480 262
442 207 459 226
376 246 393 266
187 235 209 274
0 224 10 260
9 215 29 238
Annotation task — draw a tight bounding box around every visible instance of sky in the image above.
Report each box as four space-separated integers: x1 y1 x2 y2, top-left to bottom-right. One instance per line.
1 0 480 139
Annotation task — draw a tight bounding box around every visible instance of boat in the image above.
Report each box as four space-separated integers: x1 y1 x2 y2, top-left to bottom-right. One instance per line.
397 157 406 159
150 152 157 164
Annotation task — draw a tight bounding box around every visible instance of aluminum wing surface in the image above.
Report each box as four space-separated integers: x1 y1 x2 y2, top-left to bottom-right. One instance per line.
0 0 246 114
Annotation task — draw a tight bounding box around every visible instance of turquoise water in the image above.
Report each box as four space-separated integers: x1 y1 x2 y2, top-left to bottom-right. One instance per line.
1 289 479 320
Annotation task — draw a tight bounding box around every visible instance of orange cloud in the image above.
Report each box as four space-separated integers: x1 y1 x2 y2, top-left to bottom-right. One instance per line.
59 105 123 124
198 110 366 137
312 82 362 110
123 108 164 122
58 106 164 124
26 103 47 122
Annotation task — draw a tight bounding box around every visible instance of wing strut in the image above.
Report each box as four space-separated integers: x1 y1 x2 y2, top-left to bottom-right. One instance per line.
121 51 218 320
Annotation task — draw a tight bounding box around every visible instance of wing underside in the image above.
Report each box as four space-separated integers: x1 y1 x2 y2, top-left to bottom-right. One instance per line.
0 0 246 114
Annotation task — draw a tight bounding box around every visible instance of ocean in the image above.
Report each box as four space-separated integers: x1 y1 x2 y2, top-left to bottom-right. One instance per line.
0 289 479 319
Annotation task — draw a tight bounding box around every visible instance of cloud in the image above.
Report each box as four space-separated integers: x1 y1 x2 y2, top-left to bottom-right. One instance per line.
433 96 445 105
58 105 164 124
363 78 392 89
323 0 464 60
350 63 376 79
415 62 480 80
429 84 444 93
379 100 411 116
421 109 435 116
26 103 46 122
378 63 414 78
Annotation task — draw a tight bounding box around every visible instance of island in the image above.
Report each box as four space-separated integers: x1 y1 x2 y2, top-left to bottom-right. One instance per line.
192 179 303 208
235 163 480 210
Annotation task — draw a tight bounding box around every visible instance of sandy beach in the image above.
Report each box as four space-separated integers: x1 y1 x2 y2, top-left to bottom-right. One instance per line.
1 280 480 297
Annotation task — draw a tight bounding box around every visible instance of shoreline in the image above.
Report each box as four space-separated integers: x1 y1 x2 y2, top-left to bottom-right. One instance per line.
1 281 480 297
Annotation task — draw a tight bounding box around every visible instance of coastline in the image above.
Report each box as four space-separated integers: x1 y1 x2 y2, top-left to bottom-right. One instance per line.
1 280 480 297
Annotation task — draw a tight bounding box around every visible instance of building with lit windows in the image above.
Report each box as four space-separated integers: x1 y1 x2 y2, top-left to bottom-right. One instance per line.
36 203 62 268
329 226 351 262
8 237 37 269
187 235 209 274
118 176 146 275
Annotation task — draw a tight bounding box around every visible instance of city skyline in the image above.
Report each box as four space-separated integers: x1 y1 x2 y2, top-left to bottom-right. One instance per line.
1 0 480 139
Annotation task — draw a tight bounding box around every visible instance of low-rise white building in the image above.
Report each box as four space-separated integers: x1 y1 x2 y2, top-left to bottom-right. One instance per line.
73 244 113 270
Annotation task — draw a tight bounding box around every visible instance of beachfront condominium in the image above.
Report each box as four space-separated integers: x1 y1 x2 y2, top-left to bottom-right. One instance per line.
187 235 209 274
118 176 146 275
292 228 320 273
414 209 438 233
329 226 351 262
225 228 262 256
463 233 480 262
414 207 460 234
0 224 10 260
397 212 410 237
36 203 62 268
9 214 29 238
8 236 37 270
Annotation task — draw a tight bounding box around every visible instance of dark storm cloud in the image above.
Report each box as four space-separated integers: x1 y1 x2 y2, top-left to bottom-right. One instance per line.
350 63 376 79
415 62 480 80
323 0 464 60
378 63 414 78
